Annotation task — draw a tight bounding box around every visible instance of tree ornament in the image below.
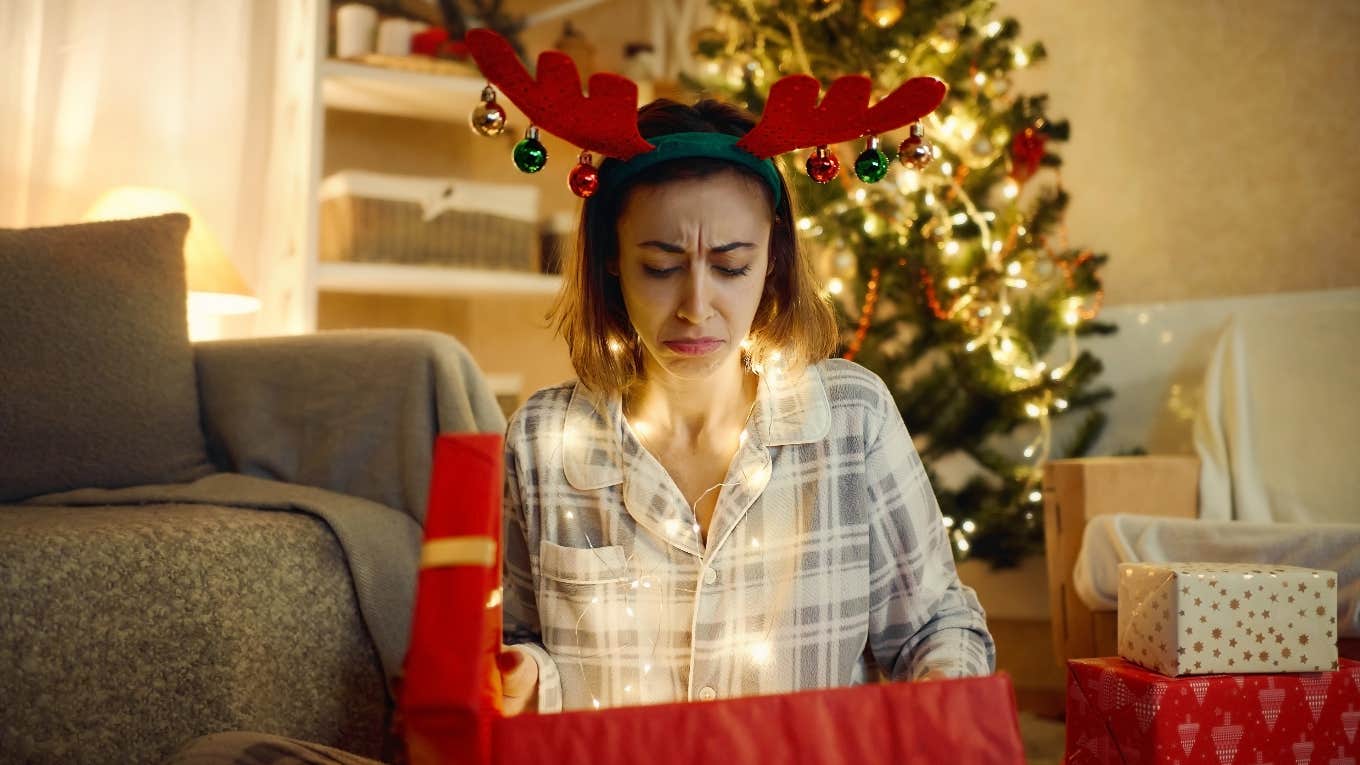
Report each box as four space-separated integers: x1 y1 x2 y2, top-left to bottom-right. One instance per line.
690 26 728 59
569 151 600 198
983 74 1012 100
513 125 548 173
896 122 934 170
963 132 1004 169
860 0 905 28
1009 125 1048 182
854 135 889 183
932 19 961 54
806 146 841 184
470 85 507 137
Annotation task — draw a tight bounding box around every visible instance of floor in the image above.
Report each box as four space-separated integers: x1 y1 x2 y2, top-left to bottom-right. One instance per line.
1018 712 1066 764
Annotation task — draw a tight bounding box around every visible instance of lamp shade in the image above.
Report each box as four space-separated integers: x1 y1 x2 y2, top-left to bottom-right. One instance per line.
84 186 260 316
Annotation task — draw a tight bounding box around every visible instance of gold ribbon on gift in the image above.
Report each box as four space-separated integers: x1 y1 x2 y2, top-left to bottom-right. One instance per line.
420 536 497 569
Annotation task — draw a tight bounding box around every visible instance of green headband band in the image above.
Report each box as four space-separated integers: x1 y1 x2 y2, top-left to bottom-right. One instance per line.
597 132 783 209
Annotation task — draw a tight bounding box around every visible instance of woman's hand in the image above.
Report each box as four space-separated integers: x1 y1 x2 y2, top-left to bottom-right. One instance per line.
498 649 540 715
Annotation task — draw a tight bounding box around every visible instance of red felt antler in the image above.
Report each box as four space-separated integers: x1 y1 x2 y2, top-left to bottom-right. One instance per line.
736 74 948 158
467 28 653 161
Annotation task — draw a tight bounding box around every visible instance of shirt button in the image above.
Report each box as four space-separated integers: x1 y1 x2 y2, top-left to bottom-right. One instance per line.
698 686 717 701
703 568 718 585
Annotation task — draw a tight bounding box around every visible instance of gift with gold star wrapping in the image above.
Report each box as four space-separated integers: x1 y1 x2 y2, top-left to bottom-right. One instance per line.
1117 562 1340 677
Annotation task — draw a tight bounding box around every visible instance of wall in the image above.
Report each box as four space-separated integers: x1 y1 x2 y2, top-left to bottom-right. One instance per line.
1004 0 1360 306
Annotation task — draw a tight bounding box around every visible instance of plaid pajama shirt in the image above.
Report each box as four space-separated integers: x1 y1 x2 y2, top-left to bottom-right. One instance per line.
502 358 995 713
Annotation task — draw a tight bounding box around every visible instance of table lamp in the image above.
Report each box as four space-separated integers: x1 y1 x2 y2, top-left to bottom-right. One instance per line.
85 186 260 340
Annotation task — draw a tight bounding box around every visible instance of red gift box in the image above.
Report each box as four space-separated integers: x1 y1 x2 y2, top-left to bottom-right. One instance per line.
1066 657 1360 765
402 434 504 765
404 434 1026 765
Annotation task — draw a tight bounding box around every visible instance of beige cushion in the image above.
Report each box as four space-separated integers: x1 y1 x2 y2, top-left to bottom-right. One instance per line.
1194 300 1360 524
0 214 213 500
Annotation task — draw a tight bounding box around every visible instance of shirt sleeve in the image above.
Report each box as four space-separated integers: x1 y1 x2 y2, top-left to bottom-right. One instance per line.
861 376 996 680
502 423 564 713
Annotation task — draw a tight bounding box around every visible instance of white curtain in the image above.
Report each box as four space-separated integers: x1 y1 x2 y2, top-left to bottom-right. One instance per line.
0 0 308 337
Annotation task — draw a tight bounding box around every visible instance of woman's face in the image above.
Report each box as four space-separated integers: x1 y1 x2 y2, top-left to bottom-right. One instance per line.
614 171 772 384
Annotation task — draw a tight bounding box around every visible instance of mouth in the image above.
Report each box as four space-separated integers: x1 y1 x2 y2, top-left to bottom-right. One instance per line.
663 338 723 356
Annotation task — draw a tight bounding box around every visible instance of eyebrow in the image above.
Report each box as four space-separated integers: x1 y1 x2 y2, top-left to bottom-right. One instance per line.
637 240 755 254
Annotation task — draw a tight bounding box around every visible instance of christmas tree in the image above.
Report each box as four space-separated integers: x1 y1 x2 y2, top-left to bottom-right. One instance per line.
691 0 1115 568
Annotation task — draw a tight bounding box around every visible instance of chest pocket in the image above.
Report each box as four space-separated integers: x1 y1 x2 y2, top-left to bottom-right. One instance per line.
536 541 636 660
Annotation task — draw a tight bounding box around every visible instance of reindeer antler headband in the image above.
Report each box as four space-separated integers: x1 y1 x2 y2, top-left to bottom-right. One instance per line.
466 28 948 201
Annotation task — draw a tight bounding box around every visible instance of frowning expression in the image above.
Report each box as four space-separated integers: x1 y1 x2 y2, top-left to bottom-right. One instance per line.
614 171 772 383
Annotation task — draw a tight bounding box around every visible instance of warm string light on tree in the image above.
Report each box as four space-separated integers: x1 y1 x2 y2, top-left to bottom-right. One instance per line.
694 0 1115 567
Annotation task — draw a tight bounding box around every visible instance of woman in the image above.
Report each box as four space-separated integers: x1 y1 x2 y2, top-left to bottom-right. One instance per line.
497 98 994 715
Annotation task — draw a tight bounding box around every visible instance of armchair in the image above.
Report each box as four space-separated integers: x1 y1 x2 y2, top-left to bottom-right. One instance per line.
1041 300 1360 667
0 216 506 764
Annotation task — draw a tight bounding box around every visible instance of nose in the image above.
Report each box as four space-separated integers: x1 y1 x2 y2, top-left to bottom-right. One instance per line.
675 266 715 324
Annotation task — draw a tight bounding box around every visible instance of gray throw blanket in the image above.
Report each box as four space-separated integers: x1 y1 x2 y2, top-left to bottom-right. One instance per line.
28 330 508 692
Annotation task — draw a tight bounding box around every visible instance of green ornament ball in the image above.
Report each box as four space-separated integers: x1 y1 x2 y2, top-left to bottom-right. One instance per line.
513 137 548 173
854 147 889 183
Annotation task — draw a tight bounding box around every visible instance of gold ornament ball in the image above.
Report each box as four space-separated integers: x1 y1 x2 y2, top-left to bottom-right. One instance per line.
690 26 728 58
861 0 905 29
932 19 961 53
470 100 507 137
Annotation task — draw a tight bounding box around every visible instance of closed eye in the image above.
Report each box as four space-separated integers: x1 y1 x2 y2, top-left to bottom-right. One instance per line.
643 264 752 278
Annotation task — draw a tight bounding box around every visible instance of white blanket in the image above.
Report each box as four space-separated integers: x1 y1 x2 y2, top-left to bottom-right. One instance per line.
1074 513 1360 638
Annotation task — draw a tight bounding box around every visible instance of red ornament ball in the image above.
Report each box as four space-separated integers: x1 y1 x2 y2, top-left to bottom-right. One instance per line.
1009 126 1048 182
806 148 841 184
569 160 600 198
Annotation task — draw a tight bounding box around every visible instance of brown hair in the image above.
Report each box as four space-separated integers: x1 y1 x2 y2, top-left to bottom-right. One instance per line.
549 98 838 394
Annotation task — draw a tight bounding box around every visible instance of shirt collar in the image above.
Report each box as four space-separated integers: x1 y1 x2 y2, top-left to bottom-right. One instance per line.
561 362 832 491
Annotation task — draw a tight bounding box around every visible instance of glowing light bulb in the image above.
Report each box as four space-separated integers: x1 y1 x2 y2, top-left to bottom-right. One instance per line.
940 161 953 176
957 538 971 552
565 510 574 520
827 277 844 295
1024 402 1044 418
942 516 955 528
1003 178 1019 199
1006 261 1021 276
973 72 987 86
1023 445 1036 458
1028 491 1042 503
984 20 1003 37
1014 47 1030 67
1055 398 1069 410
946 277 961 290
797 217 814 231
961 520 976 533
607 339 623 354
923 192 936 206
952 212 968 225
944 241 961 256
853 188 867 203
592 698 601 709
749 641 773 664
